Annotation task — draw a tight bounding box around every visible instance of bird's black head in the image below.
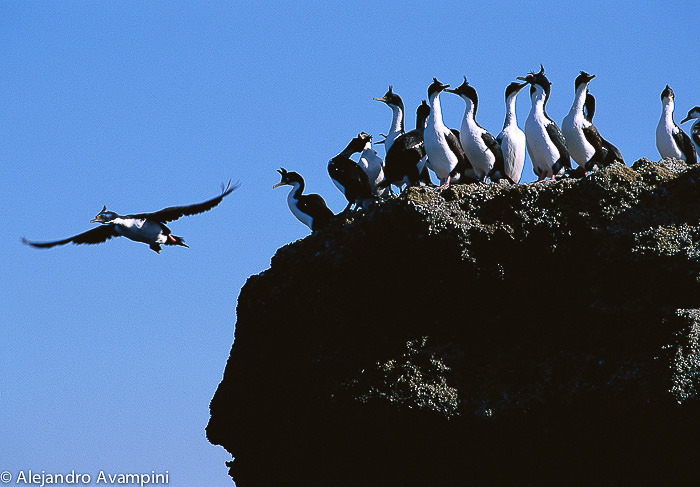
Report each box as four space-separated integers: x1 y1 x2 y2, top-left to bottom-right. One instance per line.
574 71 596 90
373 85 404 110
681 106 700 124
518 65 551 97
505 81 526 100
661 85 674 102
445 76 478 111
91 206 118 224
416 99 430 121
428 78 449 99
273 168 303 188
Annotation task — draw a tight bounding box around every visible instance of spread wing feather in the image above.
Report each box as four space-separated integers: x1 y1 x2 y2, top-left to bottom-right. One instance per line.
128 181 240 223
22 225 120 248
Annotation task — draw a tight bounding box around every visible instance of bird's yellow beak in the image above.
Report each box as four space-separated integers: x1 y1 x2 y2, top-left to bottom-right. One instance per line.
272 182 284 189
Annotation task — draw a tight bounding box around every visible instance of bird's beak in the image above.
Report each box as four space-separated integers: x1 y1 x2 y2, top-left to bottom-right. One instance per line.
273 182 285 189
516 76 529 82
372 97 386 103
681 115 691 124
91 217 101 223
444 87 456 93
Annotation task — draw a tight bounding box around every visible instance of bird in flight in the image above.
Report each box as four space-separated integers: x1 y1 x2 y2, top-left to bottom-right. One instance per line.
22 181 239 253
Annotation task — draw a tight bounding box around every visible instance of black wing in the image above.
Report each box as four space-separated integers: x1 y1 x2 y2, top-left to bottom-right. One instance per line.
446 130 476 181
674 128 697 164
128 181 240 223
482 132 505 175
299 194 334 231
300 194 334 219
22 225 119 249
383 129 425 183
584 92 596 122
601 137 624 166
328 156 373 201
582 124 606 154
545 123 572 171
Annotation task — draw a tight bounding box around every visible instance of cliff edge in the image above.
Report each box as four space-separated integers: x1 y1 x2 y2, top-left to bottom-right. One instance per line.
208 158 700 486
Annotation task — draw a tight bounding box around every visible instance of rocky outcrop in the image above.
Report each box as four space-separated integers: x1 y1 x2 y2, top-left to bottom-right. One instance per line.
207 159 700 486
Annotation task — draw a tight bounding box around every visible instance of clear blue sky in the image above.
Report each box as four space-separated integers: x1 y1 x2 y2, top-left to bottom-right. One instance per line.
1 2 698 485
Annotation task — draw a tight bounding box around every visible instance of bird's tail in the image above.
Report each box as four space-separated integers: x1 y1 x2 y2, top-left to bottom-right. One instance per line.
167 234 189 248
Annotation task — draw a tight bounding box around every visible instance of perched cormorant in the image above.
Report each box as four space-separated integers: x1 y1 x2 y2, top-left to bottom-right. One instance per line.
562 71 624 172
23 181 239 253
496 82 527 184
378 100 432 191
655 86 696 164
446 77 505 182
424 78 475 187
274 168 333 231
518 66 573 180
328 136 374 212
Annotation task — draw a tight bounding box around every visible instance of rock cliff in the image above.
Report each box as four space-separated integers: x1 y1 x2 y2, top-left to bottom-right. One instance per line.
207 158 700 486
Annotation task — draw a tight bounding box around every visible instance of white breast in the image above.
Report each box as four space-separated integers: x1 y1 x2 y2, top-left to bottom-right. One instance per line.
498 125 526 183
561 112 595 167
358 148 387 197
114 218 166 244
460 117 494 180
524 111 560 177
656 119 683 159
424 120 458 181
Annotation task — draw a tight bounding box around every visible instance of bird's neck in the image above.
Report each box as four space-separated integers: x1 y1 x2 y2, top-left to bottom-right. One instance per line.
428 94 444 126
504 94 518 128
568 84 588 117
288 181 303 201
662 100 675 126
530 88 548 118
461 98 476 124
389 105 405 134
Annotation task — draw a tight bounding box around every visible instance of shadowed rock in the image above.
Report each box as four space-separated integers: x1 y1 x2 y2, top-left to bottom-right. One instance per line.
208 158 700 486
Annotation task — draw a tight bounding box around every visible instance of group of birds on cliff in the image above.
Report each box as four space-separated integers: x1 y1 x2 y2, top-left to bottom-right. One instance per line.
22 66 700 251
274 66 700 233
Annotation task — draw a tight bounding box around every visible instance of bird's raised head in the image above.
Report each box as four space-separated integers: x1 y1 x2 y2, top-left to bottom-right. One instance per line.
574 71 596 89
445 76 478 109
661 85 674 102
273 168 303 188
505 81 526 99
373 85 404 110
91 206 118 224
518 65 550 98
428 78 449 99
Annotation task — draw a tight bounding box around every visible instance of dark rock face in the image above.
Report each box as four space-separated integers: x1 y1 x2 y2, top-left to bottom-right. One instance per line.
208 159 700 486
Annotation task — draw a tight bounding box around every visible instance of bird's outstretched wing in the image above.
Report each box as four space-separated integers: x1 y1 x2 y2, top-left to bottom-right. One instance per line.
22 225 120 249
128 180 240 223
